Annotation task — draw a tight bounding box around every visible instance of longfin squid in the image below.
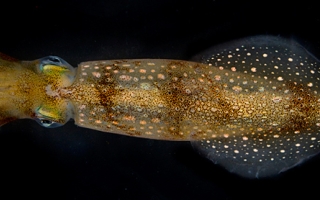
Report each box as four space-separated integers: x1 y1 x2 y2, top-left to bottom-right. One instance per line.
1 35 320 178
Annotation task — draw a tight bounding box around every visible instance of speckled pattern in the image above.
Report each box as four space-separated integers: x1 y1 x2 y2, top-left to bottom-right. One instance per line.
191 35 320 178
1 35 320 178
64 36 320 178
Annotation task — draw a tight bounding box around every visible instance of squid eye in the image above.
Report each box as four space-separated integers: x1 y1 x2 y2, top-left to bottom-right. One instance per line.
39 56 72 71
34 118 63 128
37 56 76 87
34 105 65 128
47 56 62 64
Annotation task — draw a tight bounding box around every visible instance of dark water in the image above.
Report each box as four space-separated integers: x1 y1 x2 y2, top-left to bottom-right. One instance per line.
1 1 320 199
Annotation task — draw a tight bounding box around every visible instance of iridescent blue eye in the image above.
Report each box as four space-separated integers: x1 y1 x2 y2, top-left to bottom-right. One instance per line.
37 56 76 86
34 118 63 128
38 56 72 71
47 56 61 64
34 105 64 128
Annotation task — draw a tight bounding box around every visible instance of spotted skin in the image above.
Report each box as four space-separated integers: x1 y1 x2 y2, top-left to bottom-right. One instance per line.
0 35 320 178
66 59 232 140
191 35 320 178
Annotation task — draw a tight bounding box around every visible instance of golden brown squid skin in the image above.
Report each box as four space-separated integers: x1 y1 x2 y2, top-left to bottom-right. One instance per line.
64 59 320 141
0 54 49 125
0 54 74 127
2 35 320 178
3 55 318 142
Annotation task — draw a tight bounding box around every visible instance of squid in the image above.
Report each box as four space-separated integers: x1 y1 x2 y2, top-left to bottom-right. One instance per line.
1 35 320 178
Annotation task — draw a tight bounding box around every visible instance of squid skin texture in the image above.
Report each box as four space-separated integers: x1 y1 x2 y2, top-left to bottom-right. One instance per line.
1 35 320 178
0 54 75 127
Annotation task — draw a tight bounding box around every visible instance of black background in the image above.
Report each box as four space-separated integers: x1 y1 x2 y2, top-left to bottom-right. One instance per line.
1 1 320 199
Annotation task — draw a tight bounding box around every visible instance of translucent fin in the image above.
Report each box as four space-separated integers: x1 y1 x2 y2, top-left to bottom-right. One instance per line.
191 125 320 178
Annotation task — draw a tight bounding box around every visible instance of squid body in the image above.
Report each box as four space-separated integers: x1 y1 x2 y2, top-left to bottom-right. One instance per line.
1 35 320 178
